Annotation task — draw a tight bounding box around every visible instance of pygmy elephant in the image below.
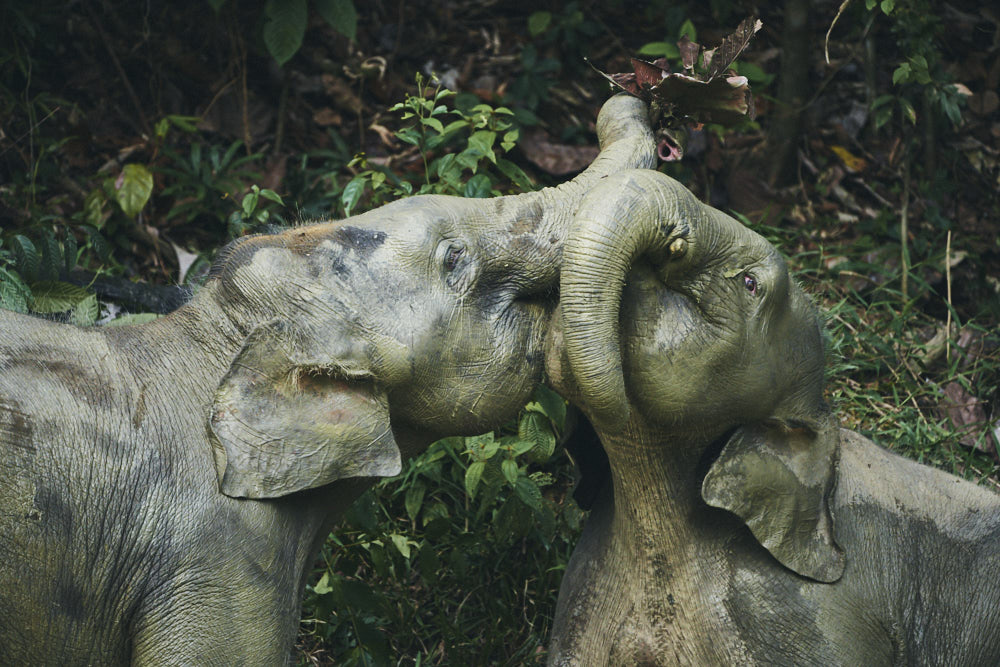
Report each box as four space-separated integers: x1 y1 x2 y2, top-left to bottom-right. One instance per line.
0 96 655 664
545 169 1000 665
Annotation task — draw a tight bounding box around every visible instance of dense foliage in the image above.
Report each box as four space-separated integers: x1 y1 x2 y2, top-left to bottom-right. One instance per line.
2 1 997 663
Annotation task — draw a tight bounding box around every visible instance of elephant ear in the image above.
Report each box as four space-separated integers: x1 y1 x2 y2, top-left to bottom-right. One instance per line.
701 415 845 583
209 319 402 499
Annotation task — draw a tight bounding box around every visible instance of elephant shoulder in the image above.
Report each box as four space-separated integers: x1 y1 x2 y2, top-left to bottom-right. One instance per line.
834 428 1000 544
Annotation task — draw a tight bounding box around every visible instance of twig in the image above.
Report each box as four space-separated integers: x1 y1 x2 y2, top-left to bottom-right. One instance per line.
273 80 290 156
825 0 854 64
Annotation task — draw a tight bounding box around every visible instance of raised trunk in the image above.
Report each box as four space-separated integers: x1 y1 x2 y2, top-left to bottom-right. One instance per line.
476 95 656 291
558 170 708 428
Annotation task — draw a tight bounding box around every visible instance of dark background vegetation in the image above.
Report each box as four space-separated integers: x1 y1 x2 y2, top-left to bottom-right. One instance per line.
2 0 998 664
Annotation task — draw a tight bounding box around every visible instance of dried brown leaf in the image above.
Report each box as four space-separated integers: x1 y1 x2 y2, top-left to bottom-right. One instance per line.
705 17 763 81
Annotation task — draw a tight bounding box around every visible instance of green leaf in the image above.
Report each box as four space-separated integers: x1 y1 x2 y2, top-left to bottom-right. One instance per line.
63 233 78 271
389 533 411 559
69 293 99 326
39 230 60 281
315 0 357 41
420 116 446 135
514 476 543 513
259 188 283 205
0 266 30 313
28 281 92 314
465 432 498 461
528 11 551 36
637 41 680 59
463 173 492 198
341 174 366 216
530 384 566 430
313 571 333 595
519 410 557 463
241 189 259 217
879 0 894 14
12 235 39 282
404 482 425 523
83 188 109 229
899 97 917 125
263 0 307 66
892 63 910 85
466 130 497 163
865 0 877 8
114 164 154 218
496 159 535 191
678 19 697 42
501 458 519 487
465 460 485 498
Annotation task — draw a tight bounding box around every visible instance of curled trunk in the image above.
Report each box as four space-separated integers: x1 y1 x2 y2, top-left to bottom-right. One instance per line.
559 169 710 428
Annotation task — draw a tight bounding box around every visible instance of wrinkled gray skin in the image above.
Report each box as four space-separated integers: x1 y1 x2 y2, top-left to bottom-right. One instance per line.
0 97 654 665
545 169 1000 665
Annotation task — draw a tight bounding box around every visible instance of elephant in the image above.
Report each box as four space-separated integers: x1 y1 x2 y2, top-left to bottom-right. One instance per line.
543 168 1000 665
0 95 655 665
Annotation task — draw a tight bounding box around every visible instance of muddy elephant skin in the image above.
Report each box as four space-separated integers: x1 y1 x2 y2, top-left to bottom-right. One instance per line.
545 169 1000 666
0 97 655 665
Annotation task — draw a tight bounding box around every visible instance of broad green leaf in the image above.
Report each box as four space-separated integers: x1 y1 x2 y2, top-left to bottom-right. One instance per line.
465 432 497 461
519 410 557 463
880 0 894 14
83 188 109 229
466 130 497 163
892 63 910 85
501 458 519 487
39 231 60 281
114 164 154 218
241 189 259 216
528 11 551 36
316 0 357 41
637 41 680 59
899 97 917 125
313 571 333 595
259 188 283 204
465 460 485 498
679 19 697 42
263 0 307 66
341 174 367 216
0 267 30 313
69 293 99 326
496 159 535 191
12 235 38 281
420 116 446 134
404 482 425 523
463 173 492 198
514 476 543 513
529 384 566 430
28 281 92 314
389 533 411 559
63 233 78 271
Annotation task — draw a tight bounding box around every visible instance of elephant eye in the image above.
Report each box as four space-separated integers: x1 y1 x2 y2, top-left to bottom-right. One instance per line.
444 244 465 272
743 273 759 295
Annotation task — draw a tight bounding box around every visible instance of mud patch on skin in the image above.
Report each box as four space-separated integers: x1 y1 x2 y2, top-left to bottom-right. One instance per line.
333 226 388 257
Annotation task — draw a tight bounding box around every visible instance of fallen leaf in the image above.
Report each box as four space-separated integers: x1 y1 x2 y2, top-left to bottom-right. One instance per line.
520 130 599 175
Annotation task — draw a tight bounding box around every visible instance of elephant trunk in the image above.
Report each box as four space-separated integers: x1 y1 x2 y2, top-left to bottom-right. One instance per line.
559 169 708 428
479 95 656 292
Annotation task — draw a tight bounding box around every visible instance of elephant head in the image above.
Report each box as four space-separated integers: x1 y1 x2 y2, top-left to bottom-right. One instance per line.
552 168 843 582
205 96 656 500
